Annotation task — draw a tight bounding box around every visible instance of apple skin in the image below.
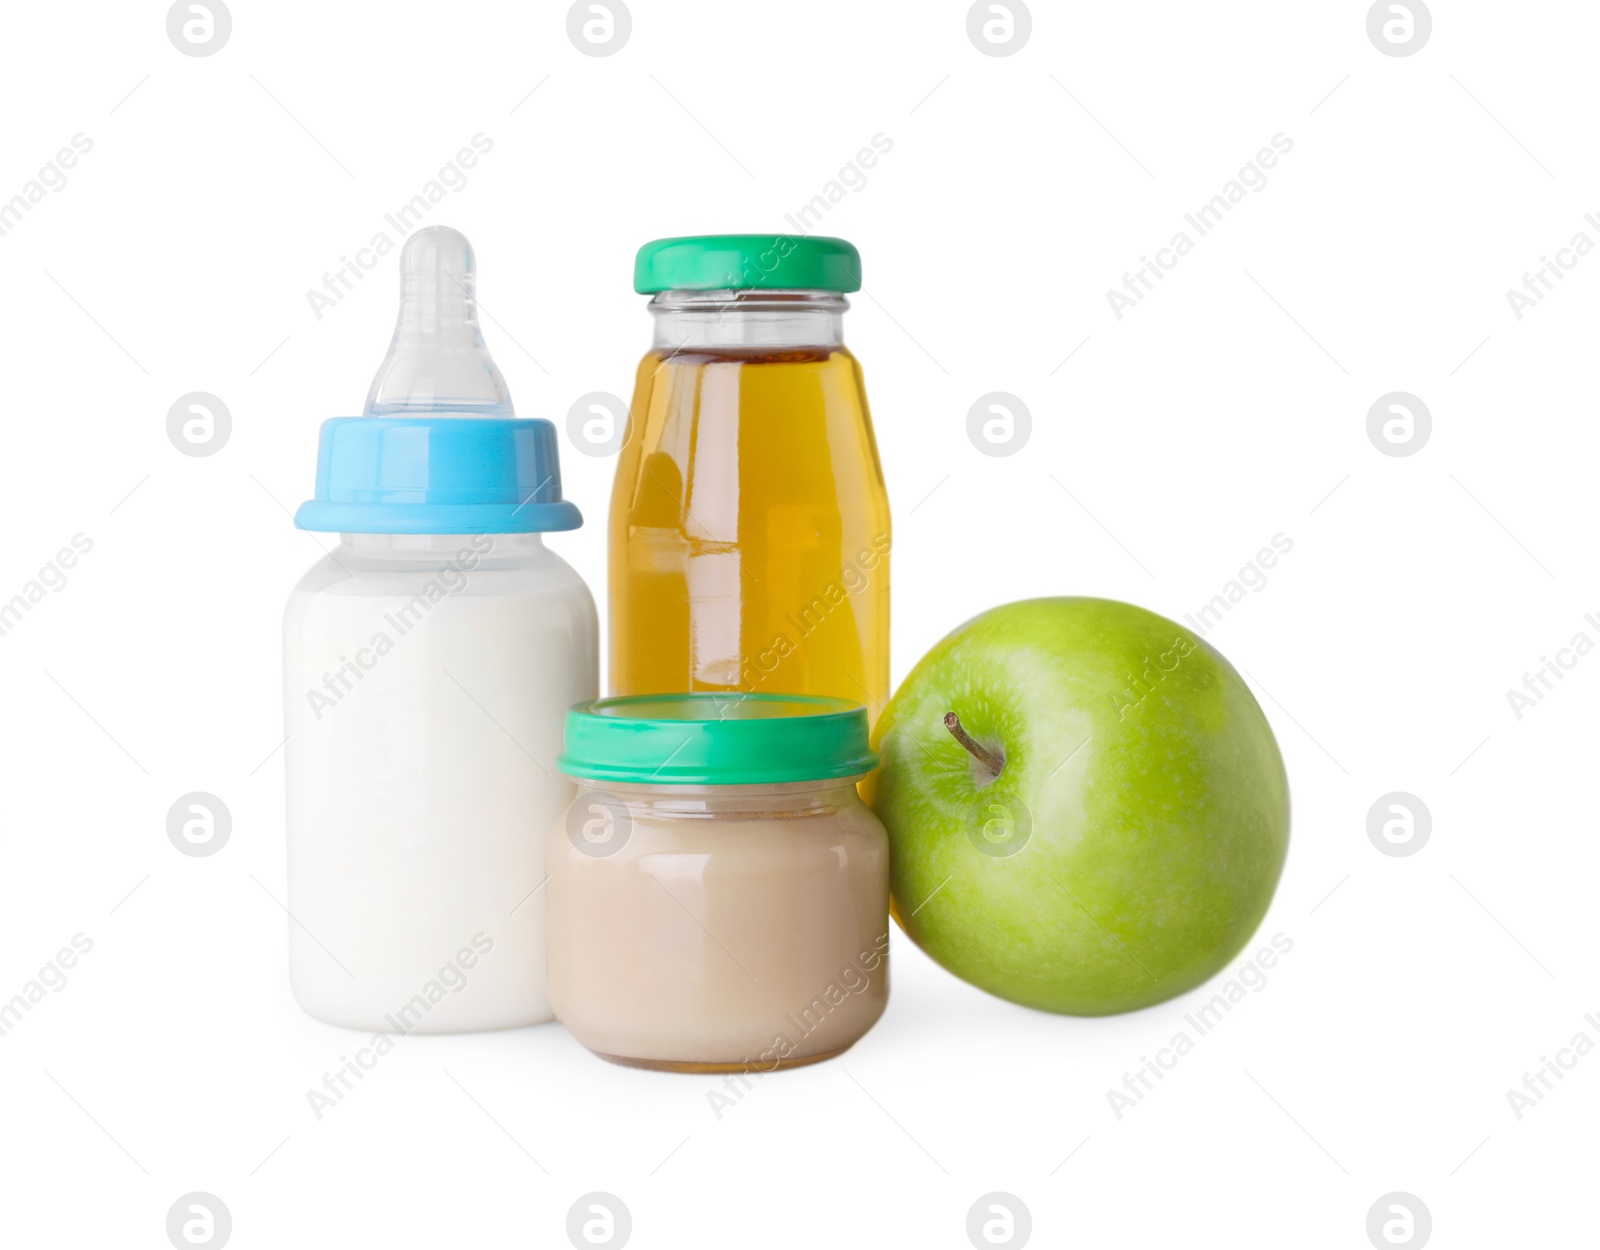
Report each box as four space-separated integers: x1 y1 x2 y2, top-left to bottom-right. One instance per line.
863 597 1289 1016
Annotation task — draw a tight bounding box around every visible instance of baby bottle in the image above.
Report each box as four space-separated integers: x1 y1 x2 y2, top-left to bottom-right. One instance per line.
283 225 597 1033
609 235 892 721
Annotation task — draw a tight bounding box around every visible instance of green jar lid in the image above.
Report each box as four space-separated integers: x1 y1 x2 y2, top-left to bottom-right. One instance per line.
559 693 876 785
634 234 862 293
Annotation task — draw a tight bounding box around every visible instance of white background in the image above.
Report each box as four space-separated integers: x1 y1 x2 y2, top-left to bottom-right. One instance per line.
0 1 1593 1246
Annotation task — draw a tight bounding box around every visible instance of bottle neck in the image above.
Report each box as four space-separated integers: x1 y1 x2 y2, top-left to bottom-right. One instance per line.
649 289 846 353
338 532 545 561
577 776 863 818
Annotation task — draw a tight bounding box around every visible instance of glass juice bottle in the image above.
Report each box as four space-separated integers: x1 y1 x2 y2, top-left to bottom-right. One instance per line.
609 235 891 719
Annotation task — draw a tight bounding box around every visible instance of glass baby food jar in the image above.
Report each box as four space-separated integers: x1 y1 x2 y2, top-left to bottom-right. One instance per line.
284 227 598 1033
548 694 890 1071
609 235 892 721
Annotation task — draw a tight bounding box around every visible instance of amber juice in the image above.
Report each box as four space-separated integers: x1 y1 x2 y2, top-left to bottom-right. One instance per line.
609 306 891 718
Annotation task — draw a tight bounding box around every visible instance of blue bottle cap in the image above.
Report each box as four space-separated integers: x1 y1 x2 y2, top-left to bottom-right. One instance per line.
294 226 581 535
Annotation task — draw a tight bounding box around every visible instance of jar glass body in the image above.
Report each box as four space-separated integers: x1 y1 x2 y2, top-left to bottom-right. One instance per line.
547 776 891 1071
608 290 891 720
283 532 597 1032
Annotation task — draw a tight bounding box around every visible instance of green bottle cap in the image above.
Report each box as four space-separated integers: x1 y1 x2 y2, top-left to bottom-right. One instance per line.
559 693 877 786
634 234 862 293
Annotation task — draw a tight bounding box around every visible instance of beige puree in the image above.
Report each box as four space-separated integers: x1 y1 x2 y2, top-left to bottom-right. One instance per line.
547 778 890 1072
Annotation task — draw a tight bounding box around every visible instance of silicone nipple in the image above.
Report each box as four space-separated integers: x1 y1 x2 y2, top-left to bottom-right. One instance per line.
363 225 513 417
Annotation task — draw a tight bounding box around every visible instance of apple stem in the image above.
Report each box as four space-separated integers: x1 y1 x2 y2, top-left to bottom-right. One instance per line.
944 712 1003 777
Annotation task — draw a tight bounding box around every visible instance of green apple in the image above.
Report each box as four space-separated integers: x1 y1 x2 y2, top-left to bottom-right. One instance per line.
864 597 1289 1015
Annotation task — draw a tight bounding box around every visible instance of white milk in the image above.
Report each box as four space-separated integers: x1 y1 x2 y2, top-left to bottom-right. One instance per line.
285 531 596 1032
